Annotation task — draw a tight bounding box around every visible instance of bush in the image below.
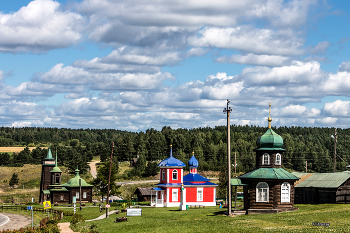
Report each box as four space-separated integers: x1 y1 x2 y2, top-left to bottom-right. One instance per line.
70 213 85 224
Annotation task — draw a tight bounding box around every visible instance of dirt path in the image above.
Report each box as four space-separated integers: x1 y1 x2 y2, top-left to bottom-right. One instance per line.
0 213 31 231
58 222 79 233
88 160 99 179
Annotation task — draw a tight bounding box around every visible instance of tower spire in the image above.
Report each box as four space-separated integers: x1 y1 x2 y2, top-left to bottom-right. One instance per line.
268 102 272 128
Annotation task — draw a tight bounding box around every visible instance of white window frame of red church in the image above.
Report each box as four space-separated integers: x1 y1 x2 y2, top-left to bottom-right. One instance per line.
172 170 178 180
172 189 178 202
262 153 270 165
275 153 281 165
256 182 269 202
162 169 165 181
281 182 290 203
197 188 203 201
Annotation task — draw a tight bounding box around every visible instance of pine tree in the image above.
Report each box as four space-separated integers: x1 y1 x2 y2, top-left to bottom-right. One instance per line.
9 173 19 188
93 161 119 200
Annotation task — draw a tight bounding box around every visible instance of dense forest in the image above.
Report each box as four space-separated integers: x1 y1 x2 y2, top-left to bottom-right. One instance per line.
0 125 349 174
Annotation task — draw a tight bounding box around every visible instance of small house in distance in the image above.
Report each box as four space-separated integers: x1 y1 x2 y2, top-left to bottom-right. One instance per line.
293 172 350 204
134 187 152 202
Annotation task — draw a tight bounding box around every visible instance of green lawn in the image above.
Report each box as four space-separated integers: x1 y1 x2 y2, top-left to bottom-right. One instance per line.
68 204 350 233
2 203 350 232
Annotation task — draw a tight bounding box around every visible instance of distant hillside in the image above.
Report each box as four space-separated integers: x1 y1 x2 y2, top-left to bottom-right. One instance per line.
0 126 349 173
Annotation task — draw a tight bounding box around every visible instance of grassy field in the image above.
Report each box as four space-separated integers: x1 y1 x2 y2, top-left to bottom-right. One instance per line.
54 203 350 233
1 202 350 232
0 147 47 153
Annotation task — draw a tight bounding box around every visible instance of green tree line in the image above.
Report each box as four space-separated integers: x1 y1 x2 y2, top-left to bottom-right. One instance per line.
0 126 348 173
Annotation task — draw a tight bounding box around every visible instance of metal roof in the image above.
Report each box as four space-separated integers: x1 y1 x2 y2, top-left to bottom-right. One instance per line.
239 168 300 180
44 145 54 160
293 171 350 188
158 147 186 167
43 190 50 194
49 187 68 192
61 168 93 188
231 178 248 186
134 187 152 196
183 173 209 182
183 181 217 186
255 128 285 151
188 155 198 167
152 187 163 191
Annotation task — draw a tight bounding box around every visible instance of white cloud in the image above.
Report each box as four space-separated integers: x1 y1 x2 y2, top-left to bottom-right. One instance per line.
320 72 350 94
238 61 326 86
12 121 32 127
101 47 181 66
188 26 304 56
0 0 83 52
215 53 292 66
323 100 350 117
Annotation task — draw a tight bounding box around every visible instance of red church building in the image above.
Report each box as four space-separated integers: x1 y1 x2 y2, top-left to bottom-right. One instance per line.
152 146 217 207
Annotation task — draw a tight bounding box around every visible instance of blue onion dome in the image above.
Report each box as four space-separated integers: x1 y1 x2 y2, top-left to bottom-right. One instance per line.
158 145 186 167
188 153 198 168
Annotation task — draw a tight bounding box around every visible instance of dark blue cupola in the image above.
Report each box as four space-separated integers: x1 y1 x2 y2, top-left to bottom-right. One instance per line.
188 152 198 174
158 145 186 167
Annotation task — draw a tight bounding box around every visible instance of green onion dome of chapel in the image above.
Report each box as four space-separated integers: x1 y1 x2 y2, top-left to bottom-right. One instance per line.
255 102 284 151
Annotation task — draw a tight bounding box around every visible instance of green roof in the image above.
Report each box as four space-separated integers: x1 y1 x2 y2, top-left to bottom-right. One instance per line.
43 190 50 194
62 168 93 188
50 152 62 173
49 187 68 192
44 145 54 160
231 178 248 186
239 168 299 180
255 128 285 151
293 172 350 188
50 166 62 173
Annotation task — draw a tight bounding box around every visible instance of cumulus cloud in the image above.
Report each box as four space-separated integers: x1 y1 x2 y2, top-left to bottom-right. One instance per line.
320 72 350 94
188 26 304 56
0 0 83 53
237 61 326 86
101 47 181 66
215 53 292 66
323 100 350 117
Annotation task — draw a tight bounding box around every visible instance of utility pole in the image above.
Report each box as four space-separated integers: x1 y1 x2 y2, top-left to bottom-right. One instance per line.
106 142 114 219
333 128 337 173
223 99 232 216
305 161 307 173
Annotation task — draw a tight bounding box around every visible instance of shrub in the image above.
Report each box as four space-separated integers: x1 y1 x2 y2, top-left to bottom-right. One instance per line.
70 213 85 224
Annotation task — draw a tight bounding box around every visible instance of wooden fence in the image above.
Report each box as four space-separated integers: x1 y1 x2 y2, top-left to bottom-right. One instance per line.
0 205 63 232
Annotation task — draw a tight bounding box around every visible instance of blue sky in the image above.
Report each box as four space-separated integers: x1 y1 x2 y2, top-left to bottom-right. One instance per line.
1 0 350 131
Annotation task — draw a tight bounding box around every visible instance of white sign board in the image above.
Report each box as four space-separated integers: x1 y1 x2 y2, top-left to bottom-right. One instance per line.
127 208 142 216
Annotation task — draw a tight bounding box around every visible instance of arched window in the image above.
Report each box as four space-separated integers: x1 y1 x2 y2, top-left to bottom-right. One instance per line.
275 153 281 165
172 170 178 180
162 169 165 181
262 153 270 165
256 182 269 202
281 182 290 203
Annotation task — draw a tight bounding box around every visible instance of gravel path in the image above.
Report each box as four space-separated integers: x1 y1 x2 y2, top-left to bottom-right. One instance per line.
0 213 31 231
88 160 99 179
58 222 79 233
